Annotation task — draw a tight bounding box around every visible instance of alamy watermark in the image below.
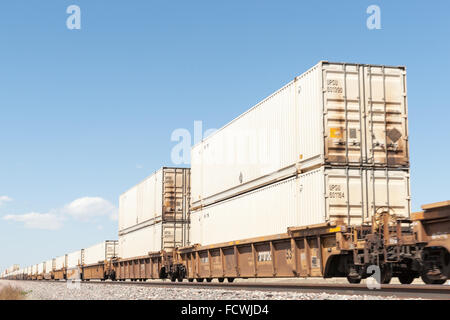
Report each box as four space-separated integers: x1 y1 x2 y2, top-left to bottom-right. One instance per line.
66 5 81 30
170 121 283 176
367 5 381 30
366 265 381 289
66 268 81 290
171 121 217 165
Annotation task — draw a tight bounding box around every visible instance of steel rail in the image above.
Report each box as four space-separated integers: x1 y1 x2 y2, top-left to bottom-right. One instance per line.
11 279 450 299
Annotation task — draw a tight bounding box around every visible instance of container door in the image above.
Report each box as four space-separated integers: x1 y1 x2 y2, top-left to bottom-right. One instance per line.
322 63 409 167
366 168 411 220
324 167 410 226
161 222 186 251
80 249 85 266
324 167 366 225
162 169 176 220
162 168 190 221
363 65 409 167
322 63 365 165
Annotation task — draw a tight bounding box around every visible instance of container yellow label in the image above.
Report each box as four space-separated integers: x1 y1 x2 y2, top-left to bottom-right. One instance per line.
328 226 341 233
330 128 343 139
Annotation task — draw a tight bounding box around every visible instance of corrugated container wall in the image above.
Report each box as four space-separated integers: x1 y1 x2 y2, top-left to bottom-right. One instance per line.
66 250 83 269
119 167 190 232
44 259 54 273
190 167 410 246
55 255 66 270
191 61 409 209
37 263 44 274
119 221 189 259
83 240 118 265
7 264 20 273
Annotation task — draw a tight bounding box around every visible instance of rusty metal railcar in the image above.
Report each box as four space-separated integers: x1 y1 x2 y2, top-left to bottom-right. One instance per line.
4 201 448 285
170 201 449 284
176 222 342 282
82 261 114 281
112 251 174 281
53 268 66 280
66 201 450 285
412 201 450 284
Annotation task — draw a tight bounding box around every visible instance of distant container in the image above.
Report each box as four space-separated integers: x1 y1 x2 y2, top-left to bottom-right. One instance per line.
7 264 20 273
190 167 411 246
119 221 189 259
83 240 118 265
66 250 83 269
55 255 66 270
119 167 190 232
44 259 54 273
37 263 44 274
191 61 409 209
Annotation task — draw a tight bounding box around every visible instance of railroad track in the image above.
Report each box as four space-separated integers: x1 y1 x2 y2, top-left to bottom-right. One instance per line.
14 280 450 299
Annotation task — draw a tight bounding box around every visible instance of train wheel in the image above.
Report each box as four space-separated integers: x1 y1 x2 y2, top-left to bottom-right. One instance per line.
188 278 194 282
177 277 183 282
227 277 235 283
380 265 392 284
170 275 177 282
398 273 415 285
206 278 212 283
421 273 447 285
218 278 224 283
197 278 204 282
346 276 361 284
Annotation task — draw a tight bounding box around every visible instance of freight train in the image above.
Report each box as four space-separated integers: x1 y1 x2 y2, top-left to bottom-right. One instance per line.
2 62 449 285
2 200 449 285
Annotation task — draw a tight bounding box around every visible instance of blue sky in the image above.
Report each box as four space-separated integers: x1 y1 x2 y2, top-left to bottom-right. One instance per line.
1 1 449 272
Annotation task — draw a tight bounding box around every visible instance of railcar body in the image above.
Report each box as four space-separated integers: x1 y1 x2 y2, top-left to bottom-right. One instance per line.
70 201 448 285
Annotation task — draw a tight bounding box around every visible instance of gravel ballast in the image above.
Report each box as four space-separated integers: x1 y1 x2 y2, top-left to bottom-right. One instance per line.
0 280 414 300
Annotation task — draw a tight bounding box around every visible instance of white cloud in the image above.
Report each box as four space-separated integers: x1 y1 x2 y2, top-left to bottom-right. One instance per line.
3 196 117 230
3 212 63 230
0 196 13 206
136 164 143 169
63 197 117 221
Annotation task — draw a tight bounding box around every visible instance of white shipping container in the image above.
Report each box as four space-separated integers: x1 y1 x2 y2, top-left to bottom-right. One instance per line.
190 167 410 246
83 240 118 265
118 221 189 259
7 264 19 273
119 167 190 232
66 250 83 268
44 259 54 273
191 61 409 208
55 255 66 270
38 263 44 274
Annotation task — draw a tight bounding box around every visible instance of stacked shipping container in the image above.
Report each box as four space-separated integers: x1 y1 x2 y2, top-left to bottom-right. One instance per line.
191 61 411 245
83 240 118 265
44 259 54 279
118 167 190 259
